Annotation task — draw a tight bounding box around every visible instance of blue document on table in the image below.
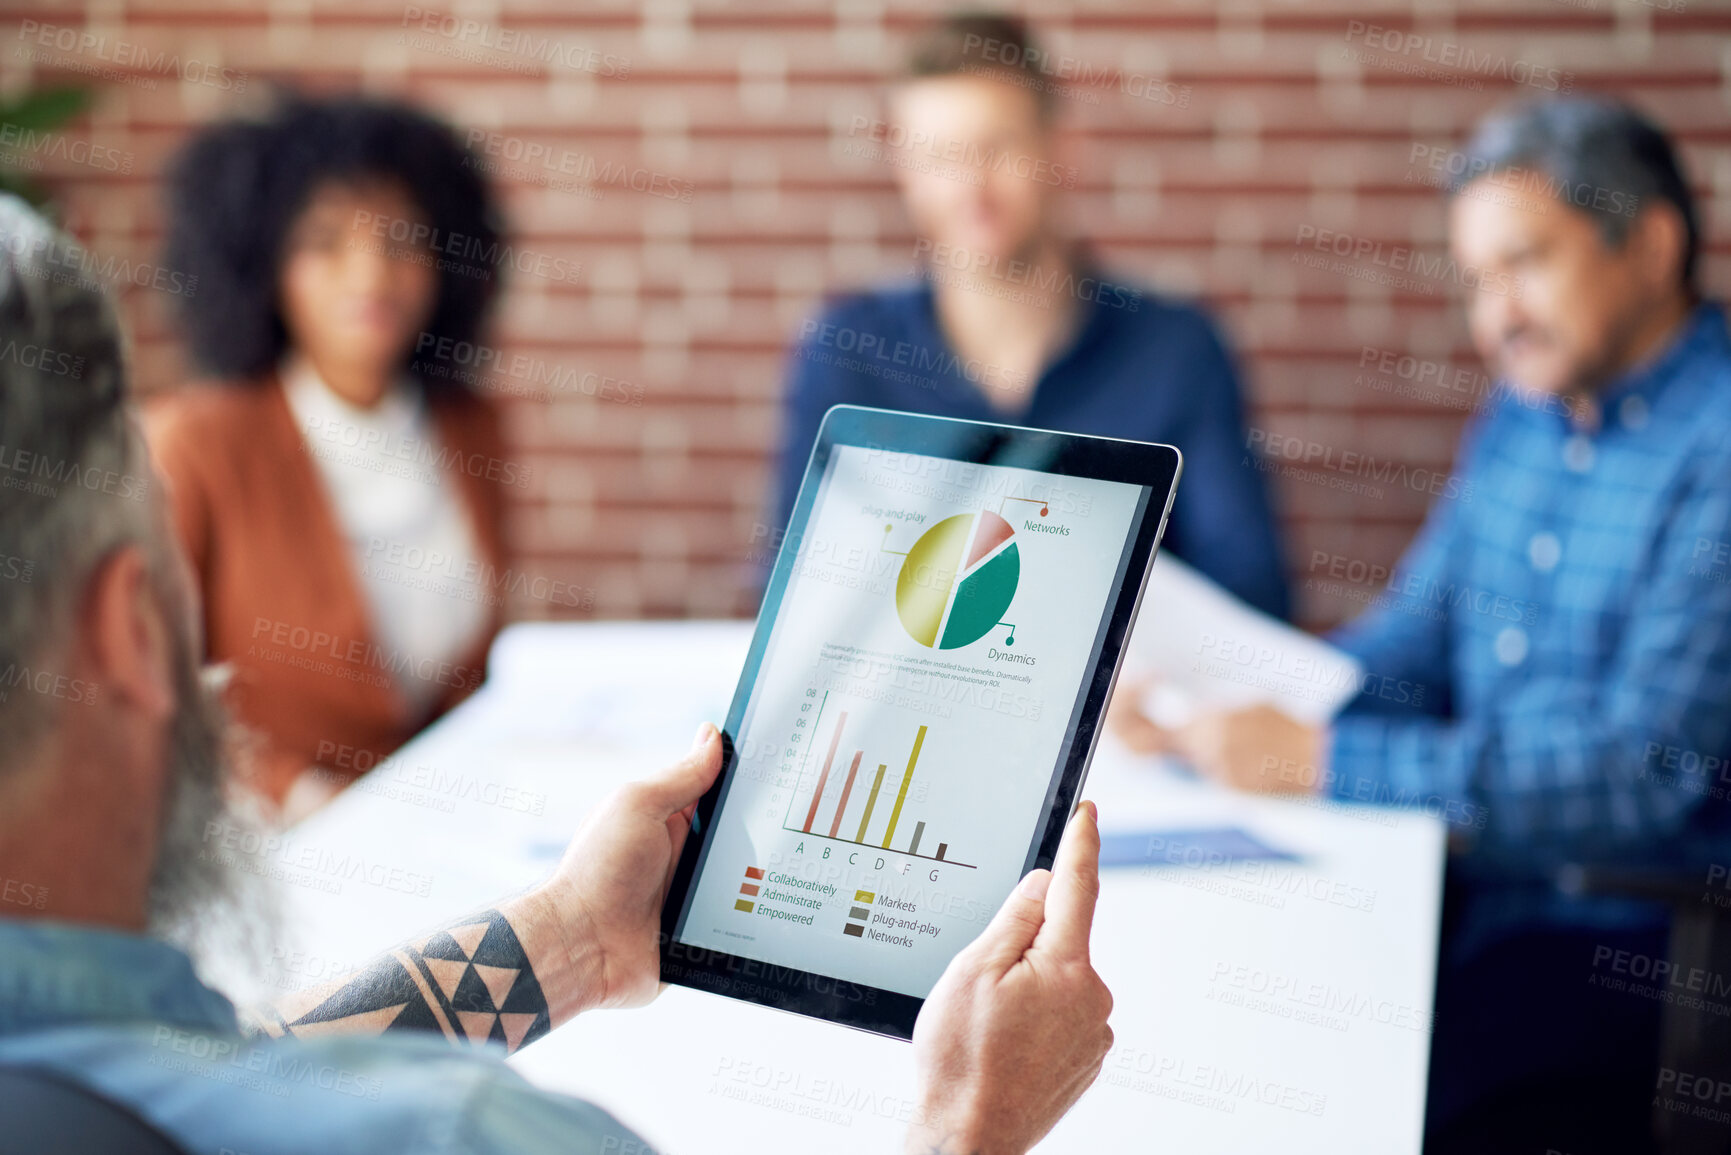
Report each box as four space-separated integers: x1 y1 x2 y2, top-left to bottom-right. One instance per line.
1098 827 1299 869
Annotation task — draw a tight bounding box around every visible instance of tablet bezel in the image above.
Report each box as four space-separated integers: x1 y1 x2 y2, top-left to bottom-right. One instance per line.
659 405 1182 1039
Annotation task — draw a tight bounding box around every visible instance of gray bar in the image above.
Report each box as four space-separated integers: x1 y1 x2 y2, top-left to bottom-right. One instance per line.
908 820 926 857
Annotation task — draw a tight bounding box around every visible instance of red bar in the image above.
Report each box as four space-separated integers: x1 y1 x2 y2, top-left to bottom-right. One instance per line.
828 751 864 838
744 866 764 880
802 712 848 833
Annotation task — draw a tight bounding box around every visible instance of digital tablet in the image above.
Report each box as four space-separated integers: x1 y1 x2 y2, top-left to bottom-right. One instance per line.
659 405 1182 1038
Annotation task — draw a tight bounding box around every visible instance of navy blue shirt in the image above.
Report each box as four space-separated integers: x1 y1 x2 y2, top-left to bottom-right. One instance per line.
771 278 1291 620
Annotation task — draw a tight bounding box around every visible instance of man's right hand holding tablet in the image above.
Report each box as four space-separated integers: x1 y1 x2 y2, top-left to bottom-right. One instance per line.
906 801 1115 1154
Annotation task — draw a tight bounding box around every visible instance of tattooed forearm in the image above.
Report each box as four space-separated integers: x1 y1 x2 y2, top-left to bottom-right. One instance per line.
257 909 551 1054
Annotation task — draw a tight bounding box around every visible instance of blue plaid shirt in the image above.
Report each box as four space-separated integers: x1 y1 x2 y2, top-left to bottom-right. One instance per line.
1326 303 1731 954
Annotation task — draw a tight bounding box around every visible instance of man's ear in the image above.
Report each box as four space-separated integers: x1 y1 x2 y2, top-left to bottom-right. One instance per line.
1631 200 1689 294
84 544 175 721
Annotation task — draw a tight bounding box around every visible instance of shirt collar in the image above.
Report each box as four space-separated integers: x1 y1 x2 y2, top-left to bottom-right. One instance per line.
907 252 1125 401
0 919 238 1038
1553 301 1727 434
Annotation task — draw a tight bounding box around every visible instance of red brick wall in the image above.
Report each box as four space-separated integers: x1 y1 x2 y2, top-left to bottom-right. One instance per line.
7 2 1726 627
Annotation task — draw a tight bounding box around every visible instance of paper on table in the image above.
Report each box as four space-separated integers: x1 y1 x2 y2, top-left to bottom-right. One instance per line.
1124 554 1363 727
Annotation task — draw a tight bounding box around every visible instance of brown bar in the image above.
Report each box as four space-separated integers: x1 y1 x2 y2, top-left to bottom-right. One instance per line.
828 750 864 838
802 711 848 833
936 843 947 861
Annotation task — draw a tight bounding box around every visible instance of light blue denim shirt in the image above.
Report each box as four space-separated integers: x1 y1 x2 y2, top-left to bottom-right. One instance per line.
0 919 650 1155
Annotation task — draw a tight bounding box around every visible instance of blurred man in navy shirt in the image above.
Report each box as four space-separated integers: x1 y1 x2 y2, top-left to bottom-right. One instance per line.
770 12 1289 620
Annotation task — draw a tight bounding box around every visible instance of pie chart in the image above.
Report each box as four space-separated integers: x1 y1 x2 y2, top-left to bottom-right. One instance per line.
895 511 1019 650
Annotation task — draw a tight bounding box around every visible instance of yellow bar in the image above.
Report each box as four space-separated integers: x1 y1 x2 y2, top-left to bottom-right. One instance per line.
734 899 754 913
882 725 927 849
855 764 888 843
854 890 875 904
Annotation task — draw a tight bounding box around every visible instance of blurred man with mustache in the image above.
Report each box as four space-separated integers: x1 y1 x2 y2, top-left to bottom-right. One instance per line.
0 195 1114 1155
1113 98 1731 1151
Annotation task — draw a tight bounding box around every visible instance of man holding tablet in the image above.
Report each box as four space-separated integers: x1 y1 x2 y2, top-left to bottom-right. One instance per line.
662 408 1180 1036
0 198 1113 1154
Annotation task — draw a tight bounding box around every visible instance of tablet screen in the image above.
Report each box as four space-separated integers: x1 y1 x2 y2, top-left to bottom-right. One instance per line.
672 442 1150 1000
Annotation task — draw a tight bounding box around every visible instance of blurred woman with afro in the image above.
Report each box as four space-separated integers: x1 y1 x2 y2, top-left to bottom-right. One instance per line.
146 93 513 820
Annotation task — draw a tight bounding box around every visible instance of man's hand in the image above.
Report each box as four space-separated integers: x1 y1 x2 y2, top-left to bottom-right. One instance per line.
536 721 724 1015
1175 703 1325 795
906 801 1113 1155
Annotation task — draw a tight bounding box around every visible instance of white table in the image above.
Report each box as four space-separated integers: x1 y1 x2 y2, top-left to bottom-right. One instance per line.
265 621 1445 1153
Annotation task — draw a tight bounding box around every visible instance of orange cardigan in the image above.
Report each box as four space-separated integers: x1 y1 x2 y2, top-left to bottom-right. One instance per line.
143 376 509 805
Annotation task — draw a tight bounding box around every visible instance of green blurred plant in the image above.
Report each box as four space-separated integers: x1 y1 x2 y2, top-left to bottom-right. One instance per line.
0 86 95 209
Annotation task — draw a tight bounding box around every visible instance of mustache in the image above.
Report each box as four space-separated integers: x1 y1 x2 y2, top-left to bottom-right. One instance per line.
1494 324 1549 353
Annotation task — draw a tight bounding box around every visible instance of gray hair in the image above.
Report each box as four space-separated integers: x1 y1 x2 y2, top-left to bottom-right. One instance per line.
0 195 149 762
1451 96 1700 291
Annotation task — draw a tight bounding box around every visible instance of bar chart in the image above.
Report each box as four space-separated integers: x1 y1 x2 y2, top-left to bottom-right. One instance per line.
780 691 976 869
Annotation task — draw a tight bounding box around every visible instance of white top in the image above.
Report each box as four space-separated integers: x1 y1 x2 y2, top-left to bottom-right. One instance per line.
281 358 491 721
